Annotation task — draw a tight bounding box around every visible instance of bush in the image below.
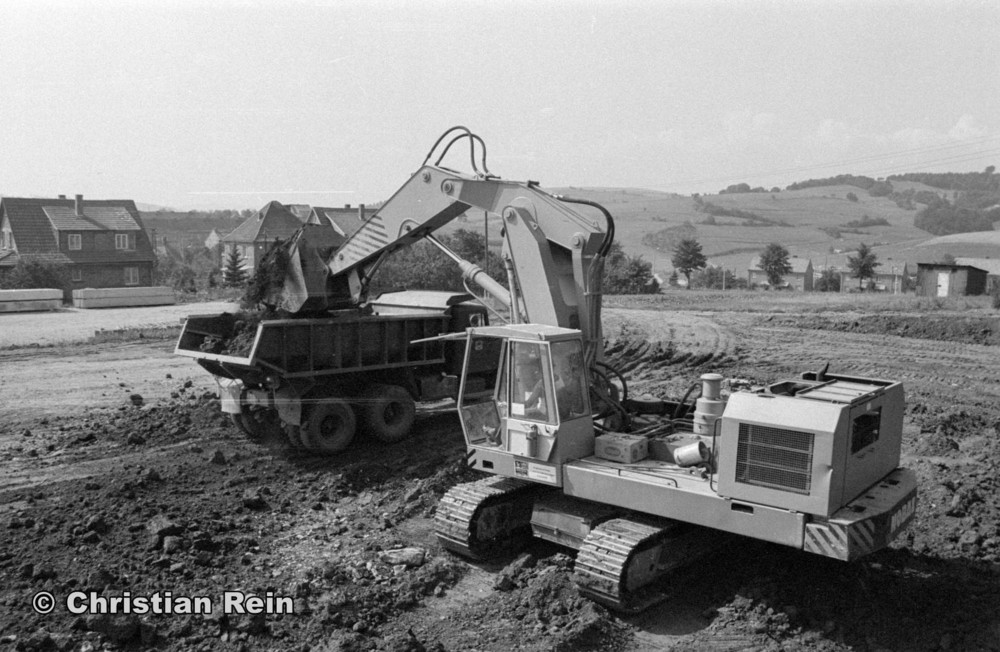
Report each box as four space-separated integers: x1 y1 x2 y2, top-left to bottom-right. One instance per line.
0 258 70 291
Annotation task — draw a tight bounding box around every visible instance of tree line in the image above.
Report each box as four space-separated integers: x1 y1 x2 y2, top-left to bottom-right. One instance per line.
670 238 882 292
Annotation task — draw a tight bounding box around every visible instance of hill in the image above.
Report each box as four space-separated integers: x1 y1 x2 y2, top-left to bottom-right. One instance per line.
136 172 1000 280
535 184 953 279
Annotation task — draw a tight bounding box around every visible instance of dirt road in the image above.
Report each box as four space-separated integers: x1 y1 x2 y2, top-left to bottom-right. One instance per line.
0 301 238 348
1 303 998 651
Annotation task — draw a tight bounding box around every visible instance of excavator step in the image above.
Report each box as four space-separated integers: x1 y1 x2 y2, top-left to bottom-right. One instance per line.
435 476 542 560
574 517 720 613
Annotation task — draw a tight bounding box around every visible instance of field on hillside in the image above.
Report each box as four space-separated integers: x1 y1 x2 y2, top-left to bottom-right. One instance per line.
536 182 968 281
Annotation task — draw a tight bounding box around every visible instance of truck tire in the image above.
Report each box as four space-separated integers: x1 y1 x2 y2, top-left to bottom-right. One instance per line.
229 413 258 441
358 384 416 443
238 406 283 443
301 399 356 454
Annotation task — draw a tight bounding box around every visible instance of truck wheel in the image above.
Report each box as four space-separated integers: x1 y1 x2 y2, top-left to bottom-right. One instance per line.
358 384 416 443
238 406 283 443
302 400 356 454
229 413 257 440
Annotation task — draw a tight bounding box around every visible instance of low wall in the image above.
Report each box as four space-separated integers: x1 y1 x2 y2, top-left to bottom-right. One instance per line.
72 286 176 309
0 288 63 313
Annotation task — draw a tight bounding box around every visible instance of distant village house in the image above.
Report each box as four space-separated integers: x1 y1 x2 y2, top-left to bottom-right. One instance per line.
839 263 911 293
220 202 365 271
748 256 813 291
0 194 156 299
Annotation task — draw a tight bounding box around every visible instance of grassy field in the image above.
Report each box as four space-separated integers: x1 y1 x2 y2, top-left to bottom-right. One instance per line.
604 288 998 315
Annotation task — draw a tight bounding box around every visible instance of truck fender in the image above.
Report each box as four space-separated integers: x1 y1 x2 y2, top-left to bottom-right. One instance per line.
274 387 303 426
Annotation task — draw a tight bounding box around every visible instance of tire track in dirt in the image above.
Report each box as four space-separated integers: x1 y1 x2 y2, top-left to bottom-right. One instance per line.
730 316 1000 405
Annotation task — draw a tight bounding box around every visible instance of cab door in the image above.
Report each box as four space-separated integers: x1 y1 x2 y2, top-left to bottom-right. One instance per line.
503 340 559 460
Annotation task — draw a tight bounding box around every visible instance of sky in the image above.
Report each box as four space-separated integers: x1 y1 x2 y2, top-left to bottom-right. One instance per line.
1 0 997 211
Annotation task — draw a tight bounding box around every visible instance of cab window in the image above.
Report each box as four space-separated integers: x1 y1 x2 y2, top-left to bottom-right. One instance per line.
510 341 555 424
551 340 589 420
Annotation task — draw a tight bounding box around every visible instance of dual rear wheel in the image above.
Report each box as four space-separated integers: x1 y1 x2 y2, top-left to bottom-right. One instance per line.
229 384 416 454
298 384 416 454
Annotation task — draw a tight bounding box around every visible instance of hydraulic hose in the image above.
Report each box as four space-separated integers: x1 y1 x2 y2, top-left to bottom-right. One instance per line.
673 381 701 421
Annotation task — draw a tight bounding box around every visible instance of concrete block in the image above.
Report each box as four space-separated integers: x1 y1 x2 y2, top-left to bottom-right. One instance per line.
0 288 63 312
72 286 175 308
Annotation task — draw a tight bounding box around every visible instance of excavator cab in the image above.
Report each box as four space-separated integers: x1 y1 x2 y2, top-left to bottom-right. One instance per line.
456 324 595 486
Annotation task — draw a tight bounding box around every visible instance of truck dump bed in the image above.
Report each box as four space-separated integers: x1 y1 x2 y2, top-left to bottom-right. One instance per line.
175 310 449 383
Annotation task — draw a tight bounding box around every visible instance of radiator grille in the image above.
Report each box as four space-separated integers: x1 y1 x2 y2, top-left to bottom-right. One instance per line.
735 423 814 494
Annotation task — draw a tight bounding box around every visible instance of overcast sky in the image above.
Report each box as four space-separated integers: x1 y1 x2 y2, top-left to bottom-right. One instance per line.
1 0 997 210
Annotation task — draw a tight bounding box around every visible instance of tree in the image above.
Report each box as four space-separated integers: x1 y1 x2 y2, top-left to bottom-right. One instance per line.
815 268 841 292
671 238 707 288
691 265 740 290
758 243 792 288
223 246 249 287
604 243 659 294
847 243 880 290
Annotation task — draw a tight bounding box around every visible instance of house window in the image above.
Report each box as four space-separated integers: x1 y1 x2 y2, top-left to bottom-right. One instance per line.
1 229 10 249
116 233 135 250
68 234 82 250
71 268 83 282
124 267 140 286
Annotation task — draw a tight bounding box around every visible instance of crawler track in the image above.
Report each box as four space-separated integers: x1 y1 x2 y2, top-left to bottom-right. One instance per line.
574 518 719 613
435 476 540 559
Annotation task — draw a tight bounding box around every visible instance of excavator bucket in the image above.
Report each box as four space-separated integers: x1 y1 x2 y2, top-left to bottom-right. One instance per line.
263 224 345 313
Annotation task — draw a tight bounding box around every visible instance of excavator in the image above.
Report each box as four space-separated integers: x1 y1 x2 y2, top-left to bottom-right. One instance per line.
176 127 918 611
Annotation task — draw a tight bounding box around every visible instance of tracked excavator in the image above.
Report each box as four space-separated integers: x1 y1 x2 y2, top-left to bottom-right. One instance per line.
177 127 918 611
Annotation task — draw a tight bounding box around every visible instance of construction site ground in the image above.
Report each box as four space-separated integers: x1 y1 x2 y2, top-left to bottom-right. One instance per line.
1 294 999 652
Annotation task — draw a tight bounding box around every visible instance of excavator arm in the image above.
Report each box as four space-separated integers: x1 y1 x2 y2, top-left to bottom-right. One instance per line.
277 127 614 360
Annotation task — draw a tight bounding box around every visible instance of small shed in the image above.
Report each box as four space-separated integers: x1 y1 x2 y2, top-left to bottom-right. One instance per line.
915 263 988 297
955 257 1000 293
749 256 813 291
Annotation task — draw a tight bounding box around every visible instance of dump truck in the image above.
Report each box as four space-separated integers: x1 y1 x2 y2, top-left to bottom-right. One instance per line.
175 290 496 452
176 127 918 611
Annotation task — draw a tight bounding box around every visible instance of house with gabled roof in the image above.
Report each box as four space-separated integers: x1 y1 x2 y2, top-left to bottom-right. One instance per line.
838 262 912 293
0 194 156 298
310 204 367 238
221 200 347 271
748 255 814 291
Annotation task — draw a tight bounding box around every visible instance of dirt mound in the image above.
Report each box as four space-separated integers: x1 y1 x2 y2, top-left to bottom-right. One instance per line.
786 313 1000 345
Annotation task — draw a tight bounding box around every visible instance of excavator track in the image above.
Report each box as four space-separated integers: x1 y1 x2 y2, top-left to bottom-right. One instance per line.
574 517 717 613
435 476 541 560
